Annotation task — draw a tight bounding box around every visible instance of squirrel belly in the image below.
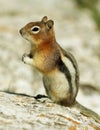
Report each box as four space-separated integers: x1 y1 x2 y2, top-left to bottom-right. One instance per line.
43 64 75 106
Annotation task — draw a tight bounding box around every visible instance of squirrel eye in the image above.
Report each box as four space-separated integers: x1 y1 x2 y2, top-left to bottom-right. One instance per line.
31 26 40 34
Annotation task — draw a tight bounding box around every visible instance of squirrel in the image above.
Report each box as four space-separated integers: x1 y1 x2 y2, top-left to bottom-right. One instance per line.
19 16 100 123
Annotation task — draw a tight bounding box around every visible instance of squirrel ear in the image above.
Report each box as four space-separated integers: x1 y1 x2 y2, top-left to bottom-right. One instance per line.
41 16 48 23
46 20 54 30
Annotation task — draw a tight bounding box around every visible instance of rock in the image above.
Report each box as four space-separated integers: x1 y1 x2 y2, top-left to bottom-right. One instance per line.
0 91 100 130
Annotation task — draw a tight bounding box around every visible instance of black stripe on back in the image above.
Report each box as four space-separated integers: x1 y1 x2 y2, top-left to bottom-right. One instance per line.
63 50 79 89
57 57 73 94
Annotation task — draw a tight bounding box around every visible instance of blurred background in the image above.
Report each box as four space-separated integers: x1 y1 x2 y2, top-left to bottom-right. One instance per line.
0 0 100 114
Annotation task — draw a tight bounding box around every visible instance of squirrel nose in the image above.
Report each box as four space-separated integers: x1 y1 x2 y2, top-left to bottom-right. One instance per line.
19 29 23 35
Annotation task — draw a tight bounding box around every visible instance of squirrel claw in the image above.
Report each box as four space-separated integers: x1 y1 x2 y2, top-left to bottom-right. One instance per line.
22 53 28 63
34 94 48 100
22 53 34 65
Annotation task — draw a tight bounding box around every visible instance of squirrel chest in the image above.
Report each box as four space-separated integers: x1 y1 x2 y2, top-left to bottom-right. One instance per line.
32 43 60 73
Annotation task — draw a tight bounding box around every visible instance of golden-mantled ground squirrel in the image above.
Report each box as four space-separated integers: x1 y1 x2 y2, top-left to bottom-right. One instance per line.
20 16 100 123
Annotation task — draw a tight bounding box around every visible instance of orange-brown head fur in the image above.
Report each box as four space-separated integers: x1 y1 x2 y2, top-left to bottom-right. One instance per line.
19 16 55 46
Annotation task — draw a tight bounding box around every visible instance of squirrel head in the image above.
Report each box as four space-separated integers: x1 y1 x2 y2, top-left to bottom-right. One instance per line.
19 16 55 45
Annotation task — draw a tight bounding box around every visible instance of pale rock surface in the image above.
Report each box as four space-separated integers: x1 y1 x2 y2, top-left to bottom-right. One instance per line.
0 91 100 130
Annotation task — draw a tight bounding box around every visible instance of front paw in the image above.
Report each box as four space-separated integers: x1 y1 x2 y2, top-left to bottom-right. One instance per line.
22 53 33 65
22 53 28 63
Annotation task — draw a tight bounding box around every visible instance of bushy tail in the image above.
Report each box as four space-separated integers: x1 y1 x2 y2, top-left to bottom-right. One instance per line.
72 100 100 123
